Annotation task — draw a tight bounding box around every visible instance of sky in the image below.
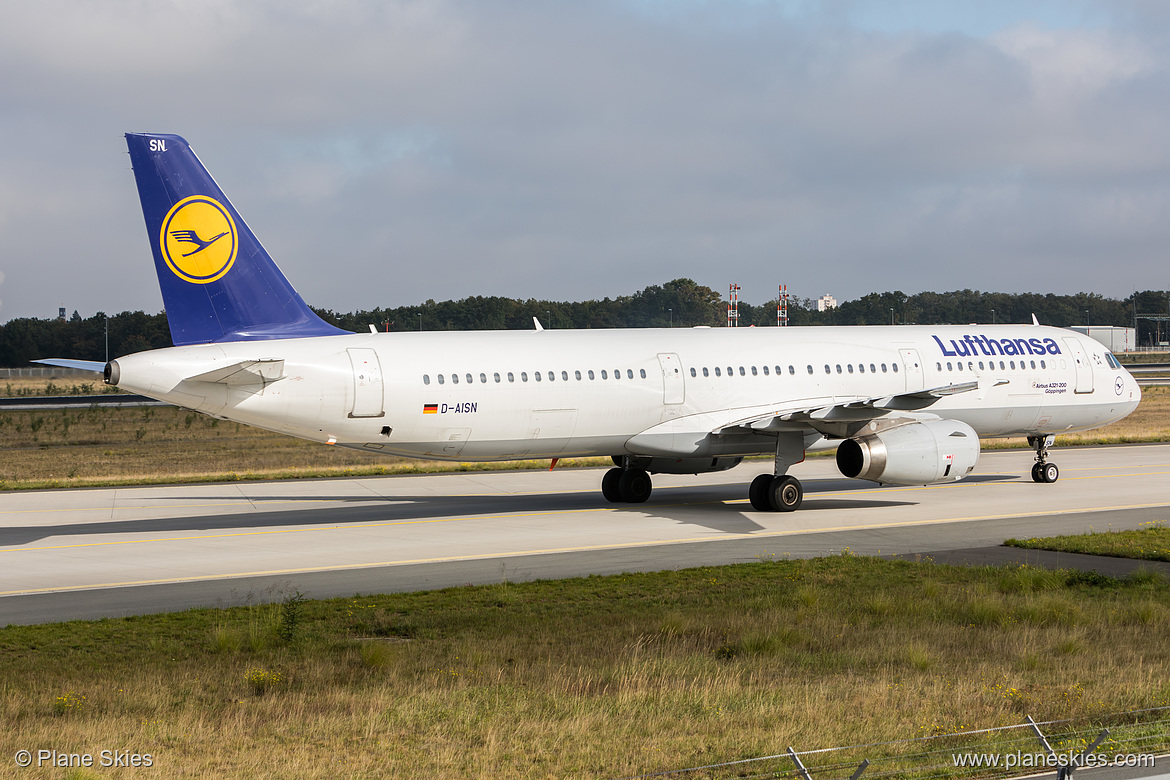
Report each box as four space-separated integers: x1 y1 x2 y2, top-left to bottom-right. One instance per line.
3 0 1170 322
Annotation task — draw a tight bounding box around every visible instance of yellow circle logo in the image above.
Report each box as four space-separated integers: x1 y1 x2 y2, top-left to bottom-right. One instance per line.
159 196 238 284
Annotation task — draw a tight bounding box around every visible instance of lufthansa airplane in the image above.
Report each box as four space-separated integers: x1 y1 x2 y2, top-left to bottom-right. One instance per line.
41 134 1142 512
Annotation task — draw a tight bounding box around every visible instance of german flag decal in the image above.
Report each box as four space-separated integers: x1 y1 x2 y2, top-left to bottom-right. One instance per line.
423 404 439 414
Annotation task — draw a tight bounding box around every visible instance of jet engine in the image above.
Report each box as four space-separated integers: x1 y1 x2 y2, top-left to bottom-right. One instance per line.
835 419 979 486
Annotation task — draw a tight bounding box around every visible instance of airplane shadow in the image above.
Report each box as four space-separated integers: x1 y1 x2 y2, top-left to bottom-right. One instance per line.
0 472 1000 547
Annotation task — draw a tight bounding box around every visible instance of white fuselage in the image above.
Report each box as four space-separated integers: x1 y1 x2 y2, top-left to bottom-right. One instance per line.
110 324 1141 463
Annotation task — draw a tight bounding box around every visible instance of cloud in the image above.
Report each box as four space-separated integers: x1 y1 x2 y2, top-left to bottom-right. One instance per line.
2 0 1170 322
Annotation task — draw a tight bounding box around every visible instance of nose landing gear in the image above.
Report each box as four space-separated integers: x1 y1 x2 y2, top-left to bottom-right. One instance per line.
1029 434 1059 483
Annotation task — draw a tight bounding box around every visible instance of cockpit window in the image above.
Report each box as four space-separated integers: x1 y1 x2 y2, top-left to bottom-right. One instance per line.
1105 352 1122 369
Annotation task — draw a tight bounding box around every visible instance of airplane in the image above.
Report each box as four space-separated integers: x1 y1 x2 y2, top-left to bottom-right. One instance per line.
39 133 1143 511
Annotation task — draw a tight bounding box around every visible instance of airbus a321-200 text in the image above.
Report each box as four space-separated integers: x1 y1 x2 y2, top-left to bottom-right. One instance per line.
39 134 1142 512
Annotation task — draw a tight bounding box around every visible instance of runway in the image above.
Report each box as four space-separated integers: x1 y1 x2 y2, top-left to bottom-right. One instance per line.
2 443 1169 625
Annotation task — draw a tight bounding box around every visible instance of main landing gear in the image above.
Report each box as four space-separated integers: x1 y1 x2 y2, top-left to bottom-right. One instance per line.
748 431 806 512
1029 434 1059 483
748 473 804 512
601 460 653 503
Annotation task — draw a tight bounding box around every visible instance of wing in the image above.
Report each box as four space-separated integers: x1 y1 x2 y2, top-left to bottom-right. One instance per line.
626 380 981 457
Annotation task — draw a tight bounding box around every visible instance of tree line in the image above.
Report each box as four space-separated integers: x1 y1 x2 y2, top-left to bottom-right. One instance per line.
3 282 1168 366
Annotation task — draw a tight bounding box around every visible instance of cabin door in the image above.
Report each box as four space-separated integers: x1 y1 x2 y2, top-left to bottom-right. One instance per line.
347 348 385 418
1063 337 1094 394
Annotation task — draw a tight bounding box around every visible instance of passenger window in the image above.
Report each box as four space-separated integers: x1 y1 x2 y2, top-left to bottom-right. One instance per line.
727 367 733 376
1000 361 1006 370
762 365 768 376
752 366 759 376
423 374 430 385
639 369 646 378
715 367 722 377
690 368 697 377
847 364 854 374
703 367 710 377
947 362 952 371
601 370 608 379
615 369 621 380
588 370 595 380
493 372 501 383
937 362 942 371
521 372 528 382
892 363 898 373
1030 360 1036 369
739 366 746 376
480 373 487 383
806 365 812 374
790 366 796 375
836 364 842 374
1010 361 1016 369
978 362 984 370
858 364 865 373
452 374 459 384
824 365 830 374
869 364 876 373
507 372 515 382
957 363 963 372
575 370 582 380
466 373 473 384
535 371 542 382
1040 360 1046 369
881 364 887 373
548 371 555 381
628 369 634 379
438 374 445 385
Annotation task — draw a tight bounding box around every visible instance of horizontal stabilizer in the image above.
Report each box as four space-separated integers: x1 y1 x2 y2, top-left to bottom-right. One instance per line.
185 359 285 386
32 358 106 373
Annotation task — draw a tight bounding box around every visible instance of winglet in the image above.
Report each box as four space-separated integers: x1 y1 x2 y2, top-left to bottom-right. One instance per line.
1031 313 1040 326
533 317 544 332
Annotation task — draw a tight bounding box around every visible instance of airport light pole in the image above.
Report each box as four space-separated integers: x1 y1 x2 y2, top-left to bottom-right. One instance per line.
669 308 673 328
991 309 995 324
418 313 422 331
889 308 894 326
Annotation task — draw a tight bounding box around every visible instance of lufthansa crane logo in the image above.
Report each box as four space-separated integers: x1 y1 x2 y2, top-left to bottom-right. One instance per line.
159 196 238 284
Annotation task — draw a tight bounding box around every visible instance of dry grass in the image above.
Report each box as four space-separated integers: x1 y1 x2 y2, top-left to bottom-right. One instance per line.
0 376 121 397
0 386 1166 490
0 405 611 488
0 557 1167 778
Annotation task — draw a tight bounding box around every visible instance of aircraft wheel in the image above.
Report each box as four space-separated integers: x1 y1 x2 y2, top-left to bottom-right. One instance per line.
601 468 624 502
1031 462 1045 483
770 475 803 512
619 468 652 503
1042 463 1059 483
749 474 774 511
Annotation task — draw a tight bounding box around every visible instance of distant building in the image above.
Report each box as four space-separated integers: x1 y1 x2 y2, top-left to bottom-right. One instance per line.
816 294 837 312
1070 326 1135 353
58 307 66 321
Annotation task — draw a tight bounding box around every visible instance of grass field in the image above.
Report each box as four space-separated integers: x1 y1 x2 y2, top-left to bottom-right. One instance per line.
1007 524 1170 563
1 556 1167 778
0 383 1166 491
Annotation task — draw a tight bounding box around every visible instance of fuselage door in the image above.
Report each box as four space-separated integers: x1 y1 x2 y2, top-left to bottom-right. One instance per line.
898 348 925 393
347 347 385 418
1063 337 1094 394
657 353 685 405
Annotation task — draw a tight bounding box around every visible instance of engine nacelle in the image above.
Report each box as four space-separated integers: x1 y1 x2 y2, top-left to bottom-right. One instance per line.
619 456 744 475
835 419 979 486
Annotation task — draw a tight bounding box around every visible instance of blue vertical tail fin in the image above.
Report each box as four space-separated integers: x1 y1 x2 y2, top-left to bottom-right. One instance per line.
125 133 347 345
